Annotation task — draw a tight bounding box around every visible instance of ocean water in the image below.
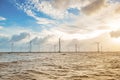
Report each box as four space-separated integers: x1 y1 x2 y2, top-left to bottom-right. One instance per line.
0 53 43 62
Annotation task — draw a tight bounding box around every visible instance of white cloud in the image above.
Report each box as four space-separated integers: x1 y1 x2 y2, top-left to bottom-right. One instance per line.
52 0 91 10
0 16 6 21
15 0 82 20
0 26 3 30
25 9 55 24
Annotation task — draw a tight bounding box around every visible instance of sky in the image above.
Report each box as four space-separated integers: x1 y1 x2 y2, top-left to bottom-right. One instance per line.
0 0 120 52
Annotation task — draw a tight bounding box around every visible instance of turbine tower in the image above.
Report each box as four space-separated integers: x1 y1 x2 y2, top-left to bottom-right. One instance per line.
75 44 78 53
29 40 32 52
96 42 100 53
59 38 61 53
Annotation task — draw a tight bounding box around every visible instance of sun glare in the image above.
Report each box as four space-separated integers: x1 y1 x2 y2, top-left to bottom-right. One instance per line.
112 37 120 44
107 19 120 30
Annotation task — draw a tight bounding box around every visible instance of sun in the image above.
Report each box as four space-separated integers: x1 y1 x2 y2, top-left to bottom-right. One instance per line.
107 19 120 30
112 37 120 44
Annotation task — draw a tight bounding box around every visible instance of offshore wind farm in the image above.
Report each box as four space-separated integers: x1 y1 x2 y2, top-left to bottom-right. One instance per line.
1 0 120 80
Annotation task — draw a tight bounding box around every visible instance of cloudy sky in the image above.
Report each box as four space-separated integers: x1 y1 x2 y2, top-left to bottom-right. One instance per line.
0 0 120 52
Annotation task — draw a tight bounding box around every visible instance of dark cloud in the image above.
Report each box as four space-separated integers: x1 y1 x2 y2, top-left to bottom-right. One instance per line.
52 0 70 10
110 30 120 38
82 0 105 15
11 32 29 42
115 5 120 13
31 35 54 45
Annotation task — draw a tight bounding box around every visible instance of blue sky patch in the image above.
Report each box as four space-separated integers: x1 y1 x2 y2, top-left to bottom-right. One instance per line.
68 8 80 15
